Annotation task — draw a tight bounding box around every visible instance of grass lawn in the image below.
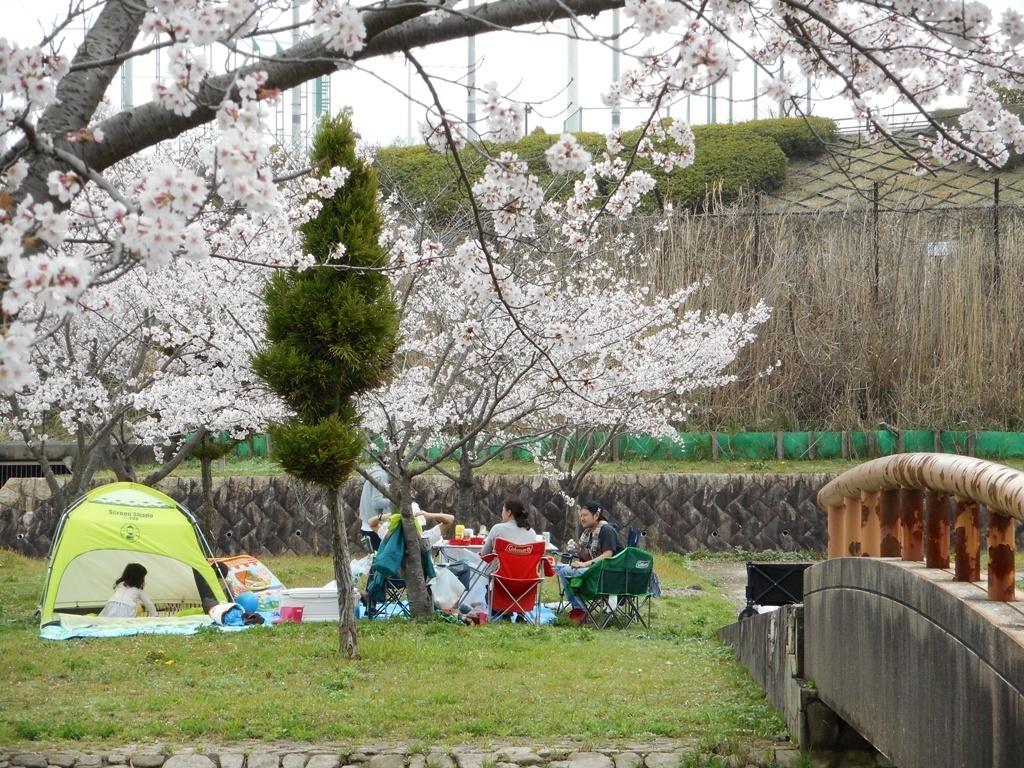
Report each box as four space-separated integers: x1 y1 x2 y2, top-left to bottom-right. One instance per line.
125 454 1024 481
0 549 786 750
125 455 882 480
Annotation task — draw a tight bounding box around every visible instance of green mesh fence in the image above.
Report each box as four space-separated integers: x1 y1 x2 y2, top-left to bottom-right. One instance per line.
330 430 1024 464
902 430 934 452
975 432 1024 458
234 434 269 458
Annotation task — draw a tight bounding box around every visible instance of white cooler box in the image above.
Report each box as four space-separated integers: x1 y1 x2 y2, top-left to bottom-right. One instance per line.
279 587 339 622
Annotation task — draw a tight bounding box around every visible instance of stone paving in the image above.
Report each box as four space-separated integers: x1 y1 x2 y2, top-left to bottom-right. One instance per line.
0 740 894 768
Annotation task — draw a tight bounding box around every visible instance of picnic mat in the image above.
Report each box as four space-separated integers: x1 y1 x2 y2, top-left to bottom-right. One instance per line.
40 612 252 640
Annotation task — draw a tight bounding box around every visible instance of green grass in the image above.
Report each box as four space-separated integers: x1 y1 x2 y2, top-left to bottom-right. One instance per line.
126 455 874 479
126 453 1024 480
0 549 785 750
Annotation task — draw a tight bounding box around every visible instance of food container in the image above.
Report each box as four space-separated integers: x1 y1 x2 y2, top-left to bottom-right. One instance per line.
470 536 485 545
278 605 304 623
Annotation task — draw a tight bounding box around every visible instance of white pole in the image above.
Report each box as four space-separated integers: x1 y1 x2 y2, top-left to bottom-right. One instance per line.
611 9 620 130
753 64 758 119
291 0 302 148
407 60 413 145
728 73 733 123
467 0 476 138
121 58 133 110
567 20 580 131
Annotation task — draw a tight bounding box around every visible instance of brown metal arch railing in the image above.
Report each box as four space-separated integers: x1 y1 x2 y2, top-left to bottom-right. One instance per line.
817 453 1020 601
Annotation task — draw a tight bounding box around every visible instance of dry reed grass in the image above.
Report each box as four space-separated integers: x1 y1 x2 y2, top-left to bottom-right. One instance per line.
620 199 1024 431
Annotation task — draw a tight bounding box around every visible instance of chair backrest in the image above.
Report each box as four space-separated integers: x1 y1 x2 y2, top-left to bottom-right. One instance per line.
626 528 647 549
599 547 654 596
575 547 653 598
490 538 546 613
493 538 546 579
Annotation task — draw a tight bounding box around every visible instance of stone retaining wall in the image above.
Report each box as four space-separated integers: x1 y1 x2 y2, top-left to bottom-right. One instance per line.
0 473 835 558
0 738 886 768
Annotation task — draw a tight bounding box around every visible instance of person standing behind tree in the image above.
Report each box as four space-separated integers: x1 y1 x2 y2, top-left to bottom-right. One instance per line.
359 460 391 551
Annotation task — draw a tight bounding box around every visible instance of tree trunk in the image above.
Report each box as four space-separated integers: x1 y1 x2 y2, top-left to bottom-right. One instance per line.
560 474 584 545
455 439 478 527
327 486 360 658
395 474 433 617
200 455 216 554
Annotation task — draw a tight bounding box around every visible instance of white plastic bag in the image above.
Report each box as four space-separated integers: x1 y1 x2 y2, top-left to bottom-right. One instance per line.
431 566 465 611
458 551 490 611
350 555 373 580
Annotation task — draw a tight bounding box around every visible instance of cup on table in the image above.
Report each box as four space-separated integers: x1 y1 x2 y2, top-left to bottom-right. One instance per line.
542 532 551 545
464 528 474 539
455 524 465 540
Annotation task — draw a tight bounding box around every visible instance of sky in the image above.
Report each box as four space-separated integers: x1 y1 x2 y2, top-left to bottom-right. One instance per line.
8 0 1021 149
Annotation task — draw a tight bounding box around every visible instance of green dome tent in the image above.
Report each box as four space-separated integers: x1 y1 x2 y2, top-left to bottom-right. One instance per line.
39 482 228 625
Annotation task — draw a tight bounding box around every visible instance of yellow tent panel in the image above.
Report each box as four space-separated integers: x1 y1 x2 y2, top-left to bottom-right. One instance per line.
40 482 227 623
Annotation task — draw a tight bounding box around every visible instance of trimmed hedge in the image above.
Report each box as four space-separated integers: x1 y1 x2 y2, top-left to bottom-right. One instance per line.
621 122 788 211
375 132 606 224
375 144 481 223
375 116 836 218
746 116 837 158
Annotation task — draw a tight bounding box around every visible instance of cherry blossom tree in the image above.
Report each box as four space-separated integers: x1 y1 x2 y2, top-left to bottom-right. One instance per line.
0 112 326 510
2 0 1024 400
361 211 770 613
0 213 296 512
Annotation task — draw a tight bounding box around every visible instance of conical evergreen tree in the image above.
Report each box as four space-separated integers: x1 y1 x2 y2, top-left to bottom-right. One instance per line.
253 111 398 657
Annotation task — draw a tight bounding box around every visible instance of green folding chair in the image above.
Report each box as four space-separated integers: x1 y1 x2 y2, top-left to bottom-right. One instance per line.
569 547 654 629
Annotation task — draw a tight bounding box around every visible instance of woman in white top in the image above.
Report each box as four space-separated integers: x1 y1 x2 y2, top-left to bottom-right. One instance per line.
480 498 536 555
99 563 158 618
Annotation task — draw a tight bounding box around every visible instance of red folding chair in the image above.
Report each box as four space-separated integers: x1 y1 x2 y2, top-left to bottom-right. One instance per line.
480 538 546 625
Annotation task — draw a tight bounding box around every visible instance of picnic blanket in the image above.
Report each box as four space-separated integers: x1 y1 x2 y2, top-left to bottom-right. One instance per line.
40 612 250 640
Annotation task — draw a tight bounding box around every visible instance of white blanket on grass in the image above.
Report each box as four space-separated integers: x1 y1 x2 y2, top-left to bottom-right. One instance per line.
40 612 249 640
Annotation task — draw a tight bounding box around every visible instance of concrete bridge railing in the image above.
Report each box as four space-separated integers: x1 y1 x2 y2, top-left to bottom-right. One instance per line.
817 452 1021 600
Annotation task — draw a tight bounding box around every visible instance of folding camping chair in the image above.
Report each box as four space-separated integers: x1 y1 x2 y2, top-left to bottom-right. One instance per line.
738 562 812 620
571 546 654 629
480 538 546 625
365 525 435 619
627 527 648 549
366 575 411 618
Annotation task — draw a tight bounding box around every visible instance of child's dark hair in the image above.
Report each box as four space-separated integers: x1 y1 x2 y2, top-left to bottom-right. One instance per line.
503 497 531 529
116 563 148 589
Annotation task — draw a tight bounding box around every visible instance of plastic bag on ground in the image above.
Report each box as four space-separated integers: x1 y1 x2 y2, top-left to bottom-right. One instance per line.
431 566 465 611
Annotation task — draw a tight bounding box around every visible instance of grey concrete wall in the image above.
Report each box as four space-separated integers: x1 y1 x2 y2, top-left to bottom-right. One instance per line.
718 606 809 746
804 558 1024 768
720 602 883 753
0 472 832 557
